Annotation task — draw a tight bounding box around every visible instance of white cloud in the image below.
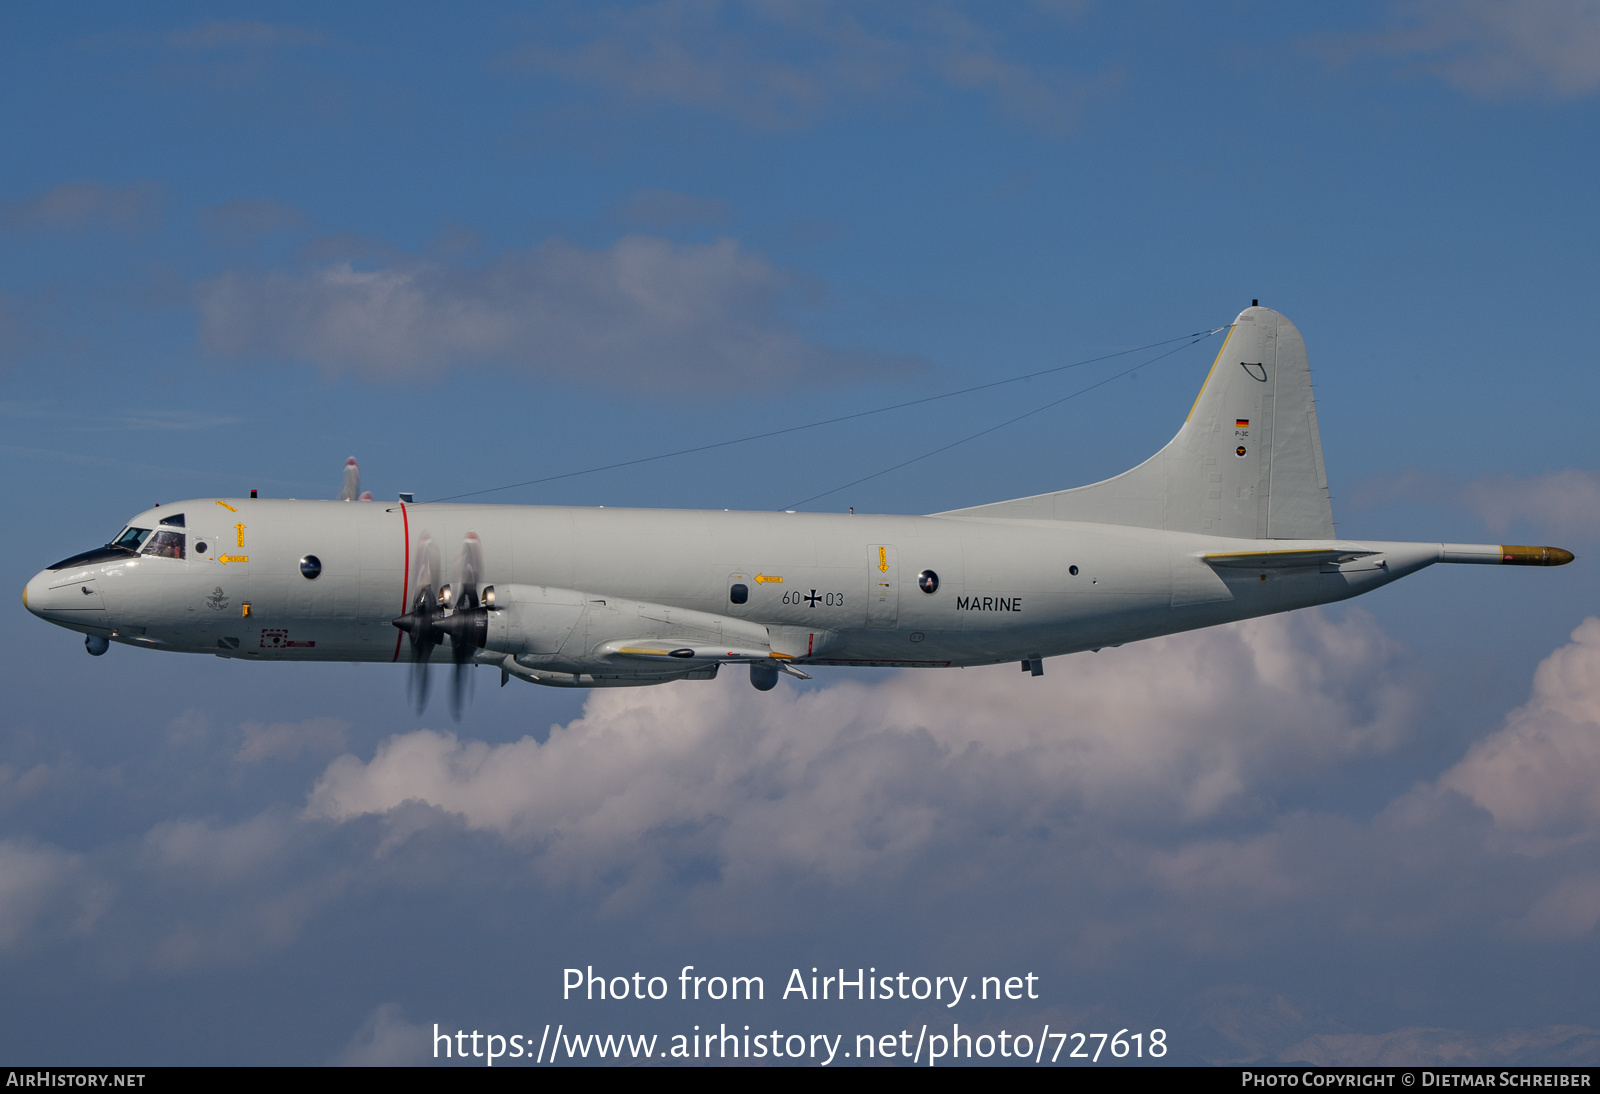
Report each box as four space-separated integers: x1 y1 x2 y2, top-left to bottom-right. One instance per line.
131 812 347 972
144 888 337 974
1459 470 1600 542
0 181 162 234
236 717 350 763
16 600 1600 1055
0 756 122 818
1102 618 1600 955
298 606 1600 965
0 840 108 952
308 609 1419 887
0 763 56 809
1324 0 1600 100
508 1 1105 133
1512 872 1600 941
510 2 897 130
1348 467 1600 543
1438 617 1600 839
195 236 912 387
143 813 298 882
166 709 213 747
920 5 1113 134
334 1003 429 1066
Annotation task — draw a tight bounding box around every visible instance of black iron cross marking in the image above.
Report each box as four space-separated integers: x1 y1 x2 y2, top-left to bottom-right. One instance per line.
804 590 822 606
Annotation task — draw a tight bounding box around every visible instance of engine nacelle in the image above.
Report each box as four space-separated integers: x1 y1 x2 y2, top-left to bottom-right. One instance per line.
482 584 590 659
481 584 772 685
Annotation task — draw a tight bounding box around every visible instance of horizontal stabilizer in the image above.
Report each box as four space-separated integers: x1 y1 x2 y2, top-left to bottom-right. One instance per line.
1205 548 1376 570
1203 543 1576 574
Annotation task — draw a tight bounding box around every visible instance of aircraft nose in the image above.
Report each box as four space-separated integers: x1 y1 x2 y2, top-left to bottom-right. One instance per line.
23 566 109 626
23 569 52 618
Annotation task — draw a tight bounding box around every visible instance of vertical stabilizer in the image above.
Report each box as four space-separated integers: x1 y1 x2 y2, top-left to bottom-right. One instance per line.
940 306 1335 539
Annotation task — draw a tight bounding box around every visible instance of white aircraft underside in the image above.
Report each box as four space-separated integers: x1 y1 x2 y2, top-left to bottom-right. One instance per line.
24 306 1572 707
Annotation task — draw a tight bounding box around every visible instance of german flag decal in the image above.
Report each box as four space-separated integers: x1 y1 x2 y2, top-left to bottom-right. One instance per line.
1235 419 1250 428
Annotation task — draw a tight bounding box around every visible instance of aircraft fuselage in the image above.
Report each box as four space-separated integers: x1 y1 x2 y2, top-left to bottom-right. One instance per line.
26 496 1459 677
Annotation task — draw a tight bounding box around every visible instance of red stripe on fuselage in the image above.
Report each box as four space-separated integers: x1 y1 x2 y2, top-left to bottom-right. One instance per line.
392 503 410 663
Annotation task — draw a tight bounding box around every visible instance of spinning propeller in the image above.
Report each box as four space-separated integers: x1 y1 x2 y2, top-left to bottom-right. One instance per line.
338 457 374 501
392 532 491 719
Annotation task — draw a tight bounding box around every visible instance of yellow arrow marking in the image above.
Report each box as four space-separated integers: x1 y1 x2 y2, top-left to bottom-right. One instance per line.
755 574 783 584
215 500 237 512
878 546 888 573
234 522 245 548
217 555 248 565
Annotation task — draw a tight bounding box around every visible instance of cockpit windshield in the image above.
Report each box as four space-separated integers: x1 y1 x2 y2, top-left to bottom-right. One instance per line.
140 530 186 560
113 527 151 551
48 526 153 570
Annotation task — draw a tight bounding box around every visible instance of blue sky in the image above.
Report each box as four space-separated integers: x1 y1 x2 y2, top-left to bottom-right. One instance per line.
3 1 1599 1065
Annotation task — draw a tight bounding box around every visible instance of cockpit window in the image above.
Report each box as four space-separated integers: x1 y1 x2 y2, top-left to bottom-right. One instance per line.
141 530 186 560
159 513 185 527
113 527 151 551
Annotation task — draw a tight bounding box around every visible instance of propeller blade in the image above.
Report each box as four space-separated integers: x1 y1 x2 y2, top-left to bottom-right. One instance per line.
394 540 440 715
395 585 440 713
450 659 472 721
445 531 487 721
459 532 483 608
412 657 432 713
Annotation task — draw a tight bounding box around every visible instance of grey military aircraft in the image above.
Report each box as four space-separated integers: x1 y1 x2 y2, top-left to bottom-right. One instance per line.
23 305 1573 715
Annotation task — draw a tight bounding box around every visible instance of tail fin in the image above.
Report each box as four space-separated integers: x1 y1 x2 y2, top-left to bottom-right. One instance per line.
941 305 1335 539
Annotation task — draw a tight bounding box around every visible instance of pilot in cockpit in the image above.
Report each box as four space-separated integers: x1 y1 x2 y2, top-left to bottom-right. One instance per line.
142 530 186 560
